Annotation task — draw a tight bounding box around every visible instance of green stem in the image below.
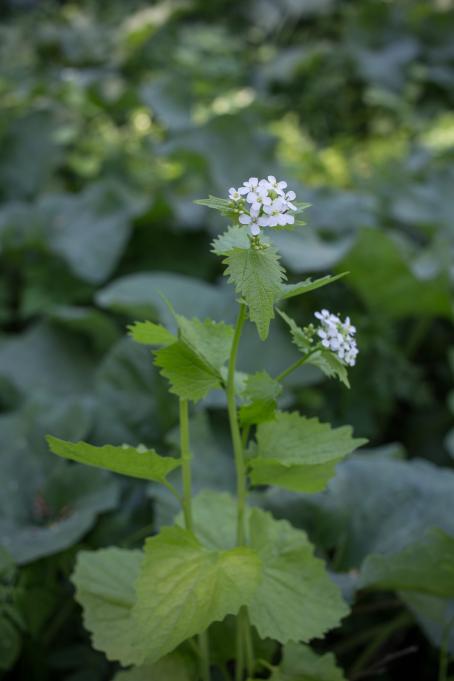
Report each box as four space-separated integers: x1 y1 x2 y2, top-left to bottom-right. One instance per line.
179 399 193 532
242 607 255 677
227 303 248 545
227 304 252 681
179 399 210 681
275 349 316 383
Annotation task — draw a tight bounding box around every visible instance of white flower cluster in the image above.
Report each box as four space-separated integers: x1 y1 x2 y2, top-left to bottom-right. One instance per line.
314 309 359 367
228 175 297 236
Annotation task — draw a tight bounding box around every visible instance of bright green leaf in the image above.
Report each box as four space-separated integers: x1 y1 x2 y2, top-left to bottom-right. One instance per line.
360 528 454 598
72 548 143 665
132 525 261 665
46 436 180 483
224 246 286 341
249 412 366 493
194 195 236 217
128 321 176 347
154 340 221 401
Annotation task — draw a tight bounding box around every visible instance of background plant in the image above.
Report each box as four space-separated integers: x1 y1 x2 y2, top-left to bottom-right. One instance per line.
0 0 453 679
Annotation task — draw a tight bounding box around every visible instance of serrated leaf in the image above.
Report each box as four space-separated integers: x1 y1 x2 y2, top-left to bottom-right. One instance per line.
278 273 348 301
211 225 252 255
239 371 282 426
278 310 349 387
176 316 233 370
154 340 221 401
224 246 286 341
72 548 143 665
360 528 454 598
128 321 175 347
132 525 261 665
269 642 347 681
181 492 348 646
46 436 180 483
249 412 366 493
248 508 348 643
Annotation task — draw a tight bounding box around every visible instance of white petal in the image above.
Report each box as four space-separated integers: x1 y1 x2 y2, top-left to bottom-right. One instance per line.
267 175 276 184
239 214 251 224
250 223 261 236
238 187 248 195
286 190 296 201
286 214 295 225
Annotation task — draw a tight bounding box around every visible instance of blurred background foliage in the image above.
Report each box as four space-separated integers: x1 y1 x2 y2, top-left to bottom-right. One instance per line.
0 0 453 679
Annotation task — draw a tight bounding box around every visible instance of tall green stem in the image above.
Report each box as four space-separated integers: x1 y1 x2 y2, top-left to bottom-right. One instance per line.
227 303 248 545
179 399 210 681
227 304 254 681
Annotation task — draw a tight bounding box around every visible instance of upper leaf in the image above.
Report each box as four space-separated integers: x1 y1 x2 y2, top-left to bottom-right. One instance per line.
211 225 252 255
224 246 286 341
278 272 348 301
360 528 454 598
128 321 176 347
47 436 180 483
131 525 261 665
72 548 143 665
154 340 221 402
175 316 234 371
249 411 366 493
269 642 347 681
194 196 236 218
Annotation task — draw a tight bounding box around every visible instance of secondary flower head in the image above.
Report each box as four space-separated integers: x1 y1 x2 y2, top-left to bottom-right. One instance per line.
314 309 359 367
228 175 297 237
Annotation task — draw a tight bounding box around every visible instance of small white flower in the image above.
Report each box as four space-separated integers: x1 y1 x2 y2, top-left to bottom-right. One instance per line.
239 177 259 195
228 187 242 202
265 175 287 193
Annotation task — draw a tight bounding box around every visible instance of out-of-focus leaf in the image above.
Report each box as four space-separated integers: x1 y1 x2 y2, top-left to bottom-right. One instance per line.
269 641 346 681
112 651 197 681
339 229 452 319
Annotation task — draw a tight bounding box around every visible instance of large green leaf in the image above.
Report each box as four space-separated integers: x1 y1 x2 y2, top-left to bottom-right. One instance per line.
72 548 143 665
250 412 366 493
360 528 454 598
132 525 261 665
182 492 348 645
269 642 346 681
211 225 252 255
47 436 180 483
247 508 349 643
223 246 286 341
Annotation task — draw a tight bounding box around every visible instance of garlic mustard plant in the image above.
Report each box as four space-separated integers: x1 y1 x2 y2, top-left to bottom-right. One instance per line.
46 176 366 681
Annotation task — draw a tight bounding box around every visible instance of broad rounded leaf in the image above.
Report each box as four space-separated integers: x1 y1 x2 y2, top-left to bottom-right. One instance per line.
72 548 143 665
154 340 221 402
132 525 261 665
